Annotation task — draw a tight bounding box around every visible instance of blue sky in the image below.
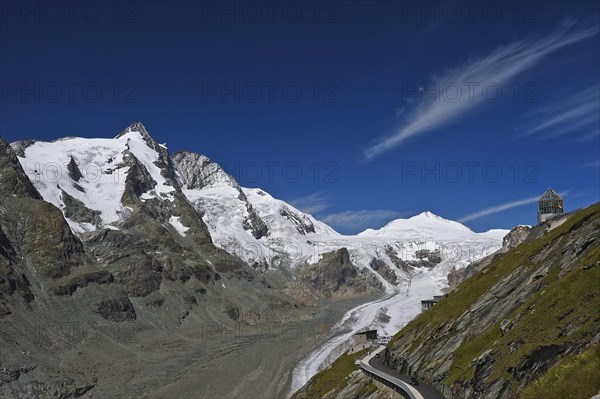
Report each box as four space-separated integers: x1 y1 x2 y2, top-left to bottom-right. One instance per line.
1 1 599 234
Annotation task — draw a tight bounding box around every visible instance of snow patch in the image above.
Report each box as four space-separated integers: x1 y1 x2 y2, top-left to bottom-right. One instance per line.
169 216 189 237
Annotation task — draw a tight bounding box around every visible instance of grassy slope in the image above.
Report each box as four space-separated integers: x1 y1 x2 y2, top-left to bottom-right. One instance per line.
519 344 600 399
292 348 376 399
387 203 600 396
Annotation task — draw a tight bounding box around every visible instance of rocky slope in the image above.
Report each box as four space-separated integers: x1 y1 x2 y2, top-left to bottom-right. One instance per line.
447 225 532 290
0 129 309 398
287 248 383 304
294 204 599 399
292 348 390 399
1 122 509 398
383 203 600 398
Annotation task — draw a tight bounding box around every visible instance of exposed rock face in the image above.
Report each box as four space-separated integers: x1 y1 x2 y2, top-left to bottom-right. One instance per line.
415 249 442 263
279 206 316 235
0 140 86 280
95 296 136 322
502 225 531 251
172 150 269 240
383 204 600 399
67 155 83 182
121 154 158 203
8 139 36 158
290 248 383 302
447 226 529 290
173 150 238 191
48 270 114 296
0 226 34 316
60 189 102 227
369 258 398 285
0 139 42 199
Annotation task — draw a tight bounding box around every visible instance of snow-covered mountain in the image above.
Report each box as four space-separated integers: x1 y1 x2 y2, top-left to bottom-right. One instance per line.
169 135 509 288
12 123 183 233
359 211 507 241
173 150 340 270
12 123 509 288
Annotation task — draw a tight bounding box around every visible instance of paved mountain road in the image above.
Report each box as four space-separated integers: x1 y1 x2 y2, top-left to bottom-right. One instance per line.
360 346 446 399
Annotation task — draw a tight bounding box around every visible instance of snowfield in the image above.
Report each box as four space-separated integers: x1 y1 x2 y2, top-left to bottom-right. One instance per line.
14 127 175 233
202 186 506 288
16 137 129 232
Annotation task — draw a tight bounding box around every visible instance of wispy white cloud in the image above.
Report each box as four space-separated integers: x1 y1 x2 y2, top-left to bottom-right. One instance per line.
289 191 331 215
517 85 600 141
321 209 403 230
291 192 405 231
459 191 569 223
584 159 600 168
363 20 599 160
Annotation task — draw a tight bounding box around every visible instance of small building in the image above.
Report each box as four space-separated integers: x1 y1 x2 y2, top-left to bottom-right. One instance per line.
421 294 446 312
538 188 564 224
421 299 439 311
354 329 378 344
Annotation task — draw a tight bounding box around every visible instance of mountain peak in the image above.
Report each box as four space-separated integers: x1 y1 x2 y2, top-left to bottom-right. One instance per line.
406 211 453 224
115 122 152 141
115 122 168 154
415 211 440 218
357 210 482 240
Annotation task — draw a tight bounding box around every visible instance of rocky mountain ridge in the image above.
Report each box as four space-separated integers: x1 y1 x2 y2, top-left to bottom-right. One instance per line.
1 122 511 398
12 123 507 290
0 128 311 398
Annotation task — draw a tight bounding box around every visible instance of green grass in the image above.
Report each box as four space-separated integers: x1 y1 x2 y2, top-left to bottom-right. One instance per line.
386 203 600 395
389 244 534 350
444 323 502 384
356 380 378 397
519 344 600 399
292 348 370 399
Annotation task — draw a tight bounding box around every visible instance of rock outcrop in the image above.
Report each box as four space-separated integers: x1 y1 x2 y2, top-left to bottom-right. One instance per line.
447 225 530 290
289 248 383 303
